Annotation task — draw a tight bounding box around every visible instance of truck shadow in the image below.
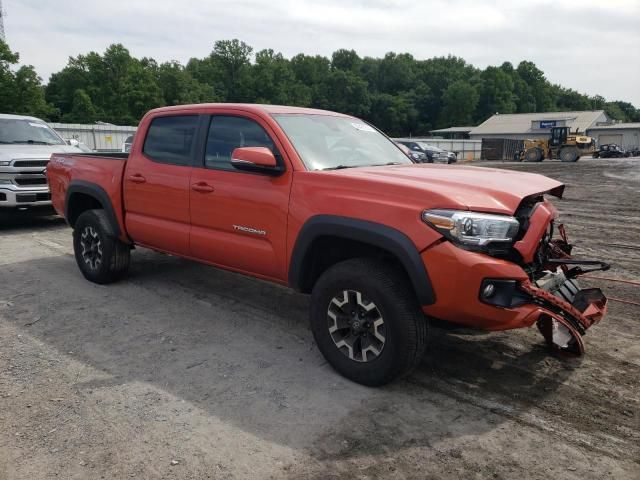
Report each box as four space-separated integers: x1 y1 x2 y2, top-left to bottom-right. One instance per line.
0 210 64 232
3 249 581 462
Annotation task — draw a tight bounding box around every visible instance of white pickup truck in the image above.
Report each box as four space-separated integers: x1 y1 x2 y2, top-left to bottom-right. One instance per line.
0 114 83 211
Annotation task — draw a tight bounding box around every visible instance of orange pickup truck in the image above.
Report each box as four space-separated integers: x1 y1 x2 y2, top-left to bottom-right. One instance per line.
47 104 608 386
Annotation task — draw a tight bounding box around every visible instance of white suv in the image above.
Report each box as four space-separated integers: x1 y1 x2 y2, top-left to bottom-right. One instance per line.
0 114 82 210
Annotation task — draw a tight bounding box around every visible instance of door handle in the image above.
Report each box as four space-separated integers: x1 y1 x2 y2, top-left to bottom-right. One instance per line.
127 173 146 184
191 182 215 193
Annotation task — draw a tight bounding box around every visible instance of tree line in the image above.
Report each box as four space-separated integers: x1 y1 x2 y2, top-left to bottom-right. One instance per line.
1 39 639 136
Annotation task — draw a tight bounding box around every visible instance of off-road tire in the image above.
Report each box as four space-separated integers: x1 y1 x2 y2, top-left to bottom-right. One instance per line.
73 209 130 284
524 147 543 162
560 147 579 162
310 258 427 386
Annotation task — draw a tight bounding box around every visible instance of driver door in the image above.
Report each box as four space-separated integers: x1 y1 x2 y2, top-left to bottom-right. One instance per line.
189 113 293 282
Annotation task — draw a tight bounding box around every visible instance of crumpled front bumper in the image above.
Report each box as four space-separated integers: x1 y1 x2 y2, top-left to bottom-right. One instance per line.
520 279 607 355
420 239 608 356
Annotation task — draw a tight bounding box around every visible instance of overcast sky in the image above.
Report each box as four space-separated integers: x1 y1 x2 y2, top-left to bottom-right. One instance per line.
4 0 640 106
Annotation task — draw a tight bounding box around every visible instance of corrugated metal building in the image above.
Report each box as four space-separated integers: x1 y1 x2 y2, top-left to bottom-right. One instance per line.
586 123 640 149
469 111 610 140
49 122 137 152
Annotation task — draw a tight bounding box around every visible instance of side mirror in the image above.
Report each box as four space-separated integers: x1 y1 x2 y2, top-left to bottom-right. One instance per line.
66 138 80 146
231 147 283 176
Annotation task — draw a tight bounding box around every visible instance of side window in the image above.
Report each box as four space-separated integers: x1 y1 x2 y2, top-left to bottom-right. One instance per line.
205 116 276 171
143 115 199 166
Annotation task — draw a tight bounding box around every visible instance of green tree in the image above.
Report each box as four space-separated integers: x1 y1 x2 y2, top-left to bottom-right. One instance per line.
0 40 54 119
63 88 97 123
440 80 479 127
477 66 517 118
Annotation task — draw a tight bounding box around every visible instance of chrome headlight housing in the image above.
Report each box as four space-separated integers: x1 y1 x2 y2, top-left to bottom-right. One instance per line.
422 209 520 248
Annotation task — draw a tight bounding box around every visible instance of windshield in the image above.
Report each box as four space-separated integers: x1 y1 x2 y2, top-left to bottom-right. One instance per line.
417 142 443 153
272 114 411 170
0 118 66 145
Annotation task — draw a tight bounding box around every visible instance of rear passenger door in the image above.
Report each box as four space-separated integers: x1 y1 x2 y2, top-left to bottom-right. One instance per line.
189 113 292 282
124 114 199 256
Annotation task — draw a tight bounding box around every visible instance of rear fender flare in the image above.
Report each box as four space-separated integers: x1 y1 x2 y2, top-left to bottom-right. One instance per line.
288 215 435 305
65 180 121 237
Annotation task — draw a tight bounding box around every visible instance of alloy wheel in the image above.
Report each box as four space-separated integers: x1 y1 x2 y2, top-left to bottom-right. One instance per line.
80 225 103 270
327 290 386 362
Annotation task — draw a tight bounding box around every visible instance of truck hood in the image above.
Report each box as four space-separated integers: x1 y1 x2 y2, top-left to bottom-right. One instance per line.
0 144 83 162
328 164 565 214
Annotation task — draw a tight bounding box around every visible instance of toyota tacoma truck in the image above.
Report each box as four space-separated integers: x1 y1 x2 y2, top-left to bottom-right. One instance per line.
47 104 609 386
0 113 83 211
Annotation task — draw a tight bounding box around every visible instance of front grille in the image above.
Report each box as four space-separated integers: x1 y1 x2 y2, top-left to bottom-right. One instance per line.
12 160 49 168
16 192 50 203
14 176 47 186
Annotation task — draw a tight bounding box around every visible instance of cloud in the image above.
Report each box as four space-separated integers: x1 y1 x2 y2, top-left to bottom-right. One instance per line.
4 0 640 105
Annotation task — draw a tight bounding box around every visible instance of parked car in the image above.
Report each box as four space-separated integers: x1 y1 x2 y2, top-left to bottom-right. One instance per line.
427 144 458 164
395 141 427 162
0 114 83 211
122 135 134 153
395 140 457 164
592 144 630 158
48 103 608 386
627 146 640 157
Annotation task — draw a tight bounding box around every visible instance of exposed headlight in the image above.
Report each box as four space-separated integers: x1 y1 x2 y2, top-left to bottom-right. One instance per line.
422 209 520 248
0 179 12 184
0 161 11 166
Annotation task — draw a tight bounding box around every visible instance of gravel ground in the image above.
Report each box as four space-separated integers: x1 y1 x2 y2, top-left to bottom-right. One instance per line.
1 157 638 479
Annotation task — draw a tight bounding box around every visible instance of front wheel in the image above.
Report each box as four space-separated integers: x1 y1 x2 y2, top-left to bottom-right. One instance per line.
560 147 579 162
524 147 543 162
73 209 130 284
310 258 427 386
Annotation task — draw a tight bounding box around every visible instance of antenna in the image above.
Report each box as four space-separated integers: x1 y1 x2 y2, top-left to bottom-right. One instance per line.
0 0 5 42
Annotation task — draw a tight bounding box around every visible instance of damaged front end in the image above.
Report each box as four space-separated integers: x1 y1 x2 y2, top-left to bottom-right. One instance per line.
513 200 609 355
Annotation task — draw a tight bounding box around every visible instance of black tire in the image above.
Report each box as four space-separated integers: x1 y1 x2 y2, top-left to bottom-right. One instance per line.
524 147 543 162
73 209 130 284
310 258 427 386
560 147 579 162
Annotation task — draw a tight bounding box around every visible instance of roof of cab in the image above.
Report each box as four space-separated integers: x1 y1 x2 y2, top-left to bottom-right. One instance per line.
144 103 352 118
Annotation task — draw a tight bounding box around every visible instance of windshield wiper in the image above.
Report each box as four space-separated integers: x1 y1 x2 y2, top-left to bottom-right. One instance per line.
11 140 55 145
370 162 403 166
322 165 358 171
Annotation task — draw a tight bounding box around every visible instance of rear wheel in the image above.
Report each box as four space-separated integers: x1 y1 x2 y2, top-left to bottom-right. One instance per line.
560 147 579 162
524 147 543 162
310 258 427 386
73 209 130 284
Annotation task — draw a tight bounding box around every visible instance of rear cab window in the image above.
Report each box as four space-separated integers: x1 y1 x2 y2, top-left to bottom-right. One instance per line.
143 115 199 166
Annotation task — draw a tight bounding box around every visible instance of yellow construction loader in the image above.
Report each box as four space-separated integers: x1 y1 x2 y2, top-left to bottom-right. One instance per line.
517 127 596 162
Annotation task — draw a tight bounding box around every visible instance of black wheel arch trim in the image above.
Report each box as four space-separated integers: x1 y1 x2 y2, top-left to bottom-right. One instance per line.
289 215 435 305
65 180 121 238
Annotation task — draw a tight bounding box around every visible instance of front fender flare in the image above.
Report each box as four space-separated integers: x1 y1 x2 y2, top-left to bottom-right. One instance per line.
288 215 435 305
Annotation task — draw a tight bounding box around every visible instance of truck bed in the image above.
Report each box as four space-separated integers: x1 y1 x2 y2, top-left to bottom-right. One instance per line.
47 152 129 240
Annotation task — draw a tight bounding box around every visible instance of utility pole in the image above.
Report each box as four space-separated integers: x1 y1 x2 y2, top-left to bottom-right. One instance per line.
0 0 5 42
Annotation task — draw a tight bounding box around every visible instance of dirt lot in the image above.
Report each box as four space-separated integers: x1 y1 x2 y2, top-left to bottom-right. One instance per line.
1 157 639 479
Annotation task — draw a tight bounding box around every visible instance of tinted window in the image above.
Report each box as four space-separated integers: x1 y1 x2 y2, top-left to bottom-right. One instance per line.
143 115 199 165
205 116 276 171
